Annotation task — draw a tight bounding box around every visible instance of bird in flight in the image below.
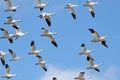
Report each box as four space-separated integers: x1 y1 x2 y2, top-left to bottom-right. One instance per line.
88 28 108 48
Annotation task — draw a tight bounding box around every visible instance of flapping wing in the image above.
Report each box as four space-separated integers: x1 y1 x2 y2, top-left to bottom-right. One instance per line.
7 16 13 21
0 55 5 66
5 0 12 7
87 56 94 66
89 28 100 39
88 5 95 17
41 28 49 34
5 64 10 74
12 24 21 33
48 35 58 47
81 43 87 51
0 28 9 37
45 16 51 26
37 55 47 71
31 41 36 51
36 0 42 4
9 49 16 58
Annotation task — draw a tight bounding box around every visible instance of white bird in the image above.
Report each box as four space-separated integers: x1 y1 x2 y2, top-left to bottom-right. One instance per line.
38 12 56 26
4 0 20 12
2 64 16 79
74 72 90 80
4 16 22 25
12 24 28 39
40 28 58 47
28 41 44 56
35 55 47 71
0 28 14 43
88 28 108 48
34 0 48 11
8 49 22 61
83 0 99 18
64 3 78 19
0 51 6 66
79 43 95 61
86 56 102 72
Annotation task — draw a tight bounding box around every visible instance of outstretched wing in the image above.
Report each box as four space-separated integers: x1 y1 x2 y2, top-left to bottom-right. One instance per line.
5 0 12 7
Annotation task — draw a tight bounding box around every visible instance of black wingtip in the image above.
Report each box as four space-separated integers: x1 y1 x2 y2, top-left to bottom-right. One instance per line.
71 13 76 19
8 39 13 43
43 67 47 71
41 28 45 29
5 64 9 68
87 56 91 61
53 77 57 80
0 28 4 31
7 16 11 18
95 68 100 72
80 72 85 74
31 41 34 46
40 8 44 11
81 43 85 47
45 18 51 26
101 41 108 48
90 11 95 18
1 58 5 66
88 28 94 33
51 41 58 47
8 49 12 53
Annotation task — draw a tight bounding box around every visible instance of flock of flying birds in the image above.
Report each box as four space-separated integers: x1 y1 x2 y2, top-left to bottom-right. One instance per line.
0 0 109 79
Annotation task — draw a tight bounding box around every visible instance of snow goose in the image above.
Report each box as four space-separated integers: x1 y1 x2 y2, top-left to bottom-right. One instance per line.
4 0 20 12
83 0 99 18
40 28 58 47
36 55 47 71
88 28 108 48
74 72 90 80
34 0 48 11
4 16 22 25
28 41 44 56
0 28 14 43
64 3 78 19
86 56 102 72
2 64 16 79
79 43 95 61
8 49 22 61
38 12 55 26
12 24 28 39
0 51 6 66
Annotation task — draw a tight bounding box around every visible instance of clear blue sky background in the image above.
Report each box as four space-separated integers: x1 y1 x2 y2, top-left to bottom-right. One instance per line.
0 0 120 80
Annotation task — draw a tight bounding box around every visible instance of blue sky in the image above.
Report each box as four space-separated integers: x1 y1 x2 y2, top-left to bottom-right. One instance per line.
0 0 120 80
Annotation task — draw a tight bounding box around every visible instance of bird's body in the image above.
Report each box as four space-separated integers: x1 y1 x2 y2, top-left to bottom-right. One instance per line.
34 0 48 11
0 28 14 43
4 16 22 25
79 43 94 61
38 12 55 26
2 64 16 79
36 55 47 71
8 49 22 61
5 0 20 12
86 56 102 72
64 3 78 19
0 51 6 66
40 28 58 47
89 28 108 48
28 41 44 56
12 24 28 39
83 0 99 18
